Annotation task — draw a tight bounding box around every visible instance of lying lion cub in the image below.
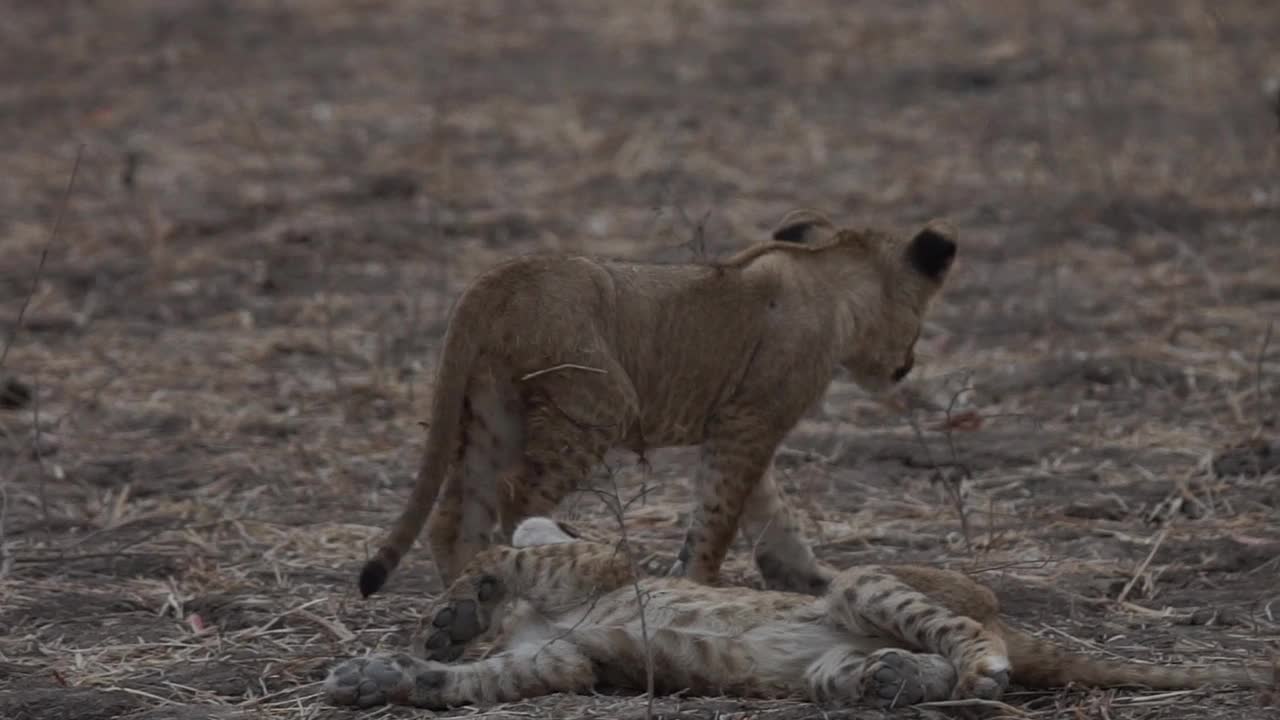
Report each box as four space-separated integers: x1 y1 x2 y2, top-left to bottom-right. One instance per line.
327 518 1271 710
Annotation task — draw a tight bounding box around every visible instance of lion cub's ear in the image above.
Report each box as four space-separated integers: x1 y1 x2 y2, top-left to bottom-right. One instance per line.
772 208 835 244
907 222 957 280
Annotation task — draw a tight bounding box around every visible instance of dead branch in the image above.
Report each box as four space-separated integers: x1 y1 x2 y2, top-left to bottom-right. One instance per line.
905 381 977 554
520 364 606 382
1256 319 1274 434
0 143 84 371
607 467 656 720
1115 528 1169 605
0 484 10 578
319 236 344 394
31 372 47 527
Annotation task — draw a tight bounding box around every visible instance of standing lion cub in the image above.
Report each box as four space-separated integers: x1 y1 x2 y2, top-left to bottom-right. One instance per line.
359 210 958 598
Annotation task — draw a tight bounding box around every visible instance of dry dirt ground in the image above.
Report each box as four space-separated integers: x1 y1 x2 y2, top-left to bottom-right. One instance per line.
2 1 1280 719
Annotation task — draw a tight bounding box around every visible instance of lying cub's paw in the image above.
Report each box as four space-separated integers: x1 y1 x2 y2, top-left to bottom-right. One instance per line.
325 653 448 708
952 656 1010 701
414 574 502 661
861 650 931 708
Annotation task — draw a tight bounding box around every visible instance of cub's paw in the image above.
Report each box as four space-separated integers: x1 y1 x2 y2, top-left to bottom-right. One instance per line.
860 650 932 709
414 574 502 661
951 655 1010 701
325 653 419 702
755 553 833 595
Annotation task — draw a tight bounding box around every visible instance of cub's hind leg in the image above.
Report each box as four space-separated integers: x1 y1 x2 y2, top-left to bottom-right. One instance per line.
497 365 637 537
425 375 524 586
497 403 616 536
326 640 595 709
826 566 1011 701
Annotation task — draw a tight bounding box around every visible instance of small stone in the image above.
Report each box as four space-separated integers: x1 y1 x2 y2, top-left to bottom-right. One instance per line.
29 431 60 458
1184 607 1245 627
1063 499 1127 521
1212 438 1280 478
0 377 32 410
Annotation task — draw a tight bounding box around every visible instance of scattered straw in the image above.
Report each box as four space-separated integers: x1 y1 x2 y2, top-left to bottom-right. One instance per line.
3 3 1279 720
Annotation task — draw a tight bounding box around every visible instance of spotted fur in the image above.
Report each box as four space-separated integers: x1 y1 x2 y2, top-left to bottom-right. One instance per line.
327 518 1271 711
358 210 958 597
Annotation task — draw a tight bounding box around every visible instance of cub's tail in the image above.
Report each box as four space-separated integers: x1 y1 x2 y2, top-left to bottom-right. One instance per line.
1001 620 1274 691
358 296 485 598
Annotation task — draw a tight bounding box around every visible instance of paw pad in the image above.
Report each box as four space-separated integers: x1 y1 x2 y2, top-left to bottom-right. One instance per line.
863 651 927 708
418 593 495 662
325 656 405 708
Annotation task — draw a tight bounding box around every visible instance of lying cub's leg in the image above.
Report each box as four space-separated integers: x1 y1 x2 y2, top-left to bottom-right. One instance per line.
826 566 1010 701
738 471 832 594
413 543 633 661
412 566 506 661
806 646 956 709
325 640 594 709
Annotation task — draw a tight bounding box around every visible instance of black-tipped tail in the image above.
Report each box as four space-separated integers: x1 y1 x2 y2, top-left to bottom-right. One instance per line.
358 562 386 597
359 550 398 597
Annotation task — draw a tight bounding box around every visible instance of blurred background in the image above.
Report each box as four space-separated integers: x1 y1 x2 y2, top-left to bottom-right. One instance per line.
1 2 1278 719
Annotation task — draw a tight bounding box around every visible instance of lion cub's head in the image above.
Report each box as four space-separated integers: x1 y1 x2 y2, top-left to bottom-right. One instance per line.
772 209 957 393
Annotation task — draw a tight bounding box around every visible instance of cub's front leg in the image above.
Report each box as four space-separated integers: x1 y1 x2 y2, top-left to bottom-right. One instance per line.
413 540 633 661
330 537 627 709
325 641 595 709
671 414 787 587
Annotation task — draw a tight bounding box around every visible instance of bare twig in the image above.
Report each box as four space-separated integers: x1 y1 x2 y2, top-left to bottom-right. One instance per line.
1255 319 1274 434
14 550 185 565
905 383 976 554
1271 77 1280 132
319 236 344 394
400 250 433 409
48 348 126 430
1115 528 1169 605
0 146 83 543
0 484 11 578
572 483 661 518
675 205 712 260
226 92 279 176
968 558 1053 575
0 143 84 371
31 372 48 527
520 364 606 382
606 469 656 720
918 697 1028 717
940 385 976 473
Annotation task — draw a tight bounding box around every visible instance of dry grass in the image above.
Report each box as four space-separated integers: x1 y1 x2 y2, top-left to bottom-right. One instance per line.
2 1 1279 719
